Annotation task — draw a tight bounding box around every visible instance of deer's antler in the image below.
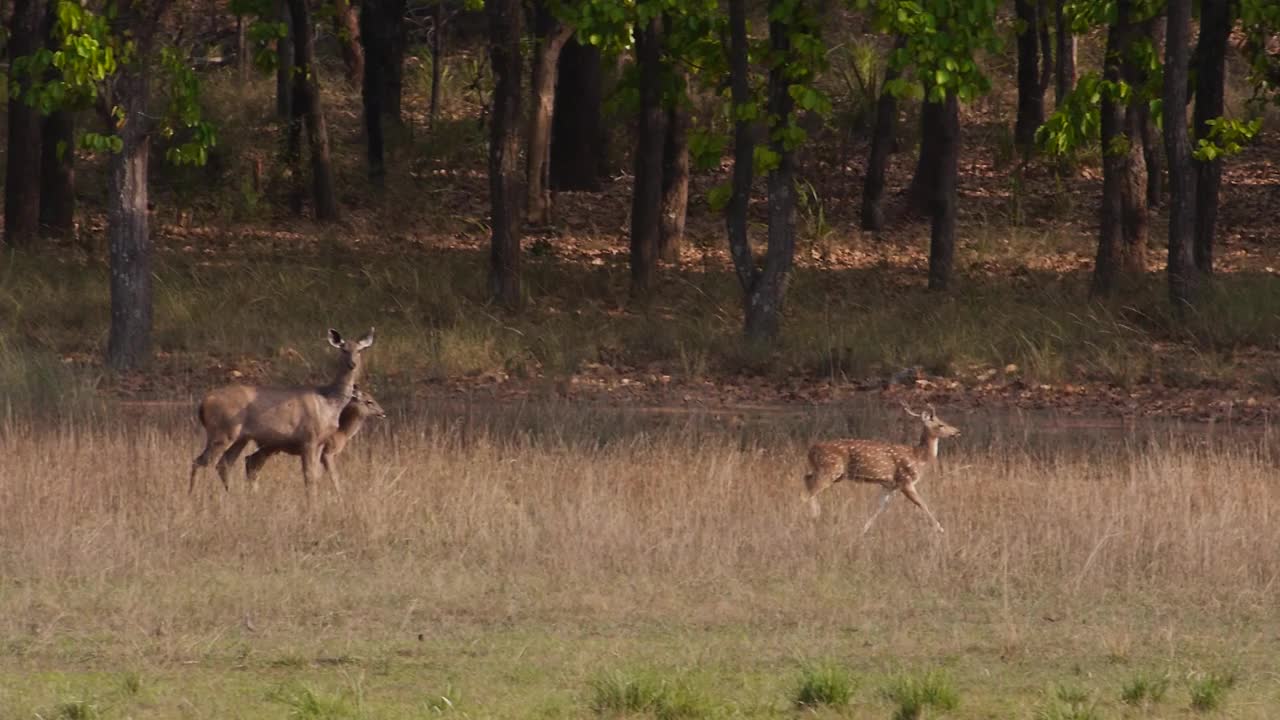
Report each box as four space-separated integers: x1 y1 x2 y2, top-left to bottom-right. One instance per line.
901 402 922 418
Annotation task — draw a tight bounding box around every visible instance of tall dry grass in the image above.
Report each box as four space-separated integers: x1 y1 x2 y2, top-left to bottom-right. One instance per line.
2 401 1277 654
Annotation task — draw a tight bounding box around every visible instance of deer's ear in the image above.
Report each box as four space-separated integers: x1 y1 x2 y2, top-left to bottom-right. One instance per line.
355 327 375 350
328 329 344 348
921 409 934 421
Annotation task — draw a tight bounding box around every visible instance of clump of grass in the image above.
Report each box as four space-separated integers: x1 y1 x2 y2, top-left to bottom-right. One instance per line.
793 664 857 709
1034 684 1100 720
1120 672 1168 707
881 671 959 720
268 683 357 720
1188 671 1236 713
52 700 100 720
588 669 712 719
422 684 464 715
119 671 143 697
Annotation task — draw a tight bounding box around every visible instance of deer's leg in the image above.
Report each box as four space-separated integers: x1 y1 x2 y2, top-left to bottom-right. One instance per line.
861 487 896 535
190 437 231 494
300 444 321 505
900 482 944 533
321 451 343 495
245 446 283 492
803 465 844 519
215 438 250 492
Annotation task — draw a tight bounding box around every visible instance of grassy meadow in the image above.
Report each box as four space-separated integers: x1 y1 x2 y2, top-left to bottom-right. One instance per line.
2 399 1279 718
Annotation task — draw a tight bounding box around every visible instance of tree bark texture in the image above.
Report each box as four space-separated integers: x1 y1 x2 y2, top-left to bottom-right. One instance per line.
526 20 574 225
1140 18 1163 208
1192 0 1230 275
726 0 754 294
907 95 944 217
334 0 363 84
486 0 522 308
927 93 959 291
1054 0 1076 106
629 14 665 296
288 0 339 221
105 0 167 371
550 36 603 191
1015 0 1044 154
1093 0 1147 295
1037 0 1053 93
39 111 75 238
659 99 690 263
5 0 45 246
745 1 798 340
1163 0 1197 306
861 35 904 231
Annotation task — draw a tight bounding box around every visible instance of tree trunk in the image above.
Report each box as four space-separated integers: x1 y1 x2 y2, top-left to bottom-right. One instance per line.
745 0 798 341
1164 0 1197 306
726 0 754 295
1054 0 1076 106
486 0 522 308
4 0 45 247
550 36 603 191
629 14 665 297
334 0 363 84
927 92 959 291
360 0 391 180
526 20 574 225
906 95 944 216
39 111 76 239
382 0 406 122
276 0 293 119
1015 0 1044 155
1193 0 1230 275
237 14 249 82
288 0 339 221
861 35 904 231
659 99 690 263
1037 0 1053 93
429 0 444 129
105 50 153 369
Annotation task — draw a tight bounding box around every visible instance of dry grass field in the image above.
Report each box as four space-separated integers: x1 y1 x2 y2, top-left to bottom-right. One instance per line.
2 399 1278 718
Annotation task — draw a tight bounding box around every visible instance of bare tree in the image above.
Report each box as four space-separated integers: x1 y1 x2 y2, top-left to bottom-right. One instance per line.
486 0 522 307
1163 0 1197 306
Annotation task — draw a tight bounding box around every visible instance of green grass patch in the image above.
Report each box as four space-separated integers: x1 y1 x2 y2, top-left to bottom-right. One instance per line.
792 663 857 709
882 671 959 720
588 669 714 719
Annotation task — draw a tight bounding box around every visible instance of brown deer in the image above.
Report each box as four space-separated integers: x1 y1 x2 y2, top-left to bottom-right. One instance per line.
189 328 375 497
242 386 387 492
802 403 959 534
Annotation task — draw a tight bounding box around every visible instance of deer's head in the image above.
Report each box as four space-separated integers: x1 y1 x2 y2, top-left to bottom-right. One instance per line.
905 403 960 439
329 328 376 372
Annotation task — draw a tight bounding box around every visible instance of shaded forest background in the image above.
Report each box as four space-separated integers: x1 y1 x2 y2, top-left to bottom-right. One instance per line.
2 0 1280 423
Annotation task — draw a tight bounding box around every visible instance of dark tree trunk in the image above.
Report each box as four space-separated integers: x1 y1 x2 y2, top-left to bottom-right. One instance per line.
1015 0 1044 155
1164 0 1197 306
287 0 339 221
486 0 522 307
382 0 406 122
927 92 959 290
334 0 363 84
4 0 44 247
861 35 904 231
105 11 160 371
39 111 76 239
1094 0 1147 294
745 1 798 340
1037 0 1053 92
360 0 392 180
629 14 665 296
1193 0 1230 275
526 19 574 225
429 0 444 129
276 0 293 119
906 95 944 216
550 36 603 191
726 0 754 294
1054 0 1076 106
659 99 690 263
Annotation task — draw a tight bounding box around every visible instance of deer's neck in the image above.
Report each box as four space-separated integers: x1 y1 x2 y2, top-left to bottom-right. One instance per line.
323 362 359 404
916 430 940 463
339 411 367 438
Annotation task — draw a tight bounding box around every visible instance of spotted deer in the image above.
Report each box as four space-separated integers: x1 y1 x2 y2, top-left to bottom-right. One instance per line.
802 403 960 533
190 328 375 497
242 386 387 491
